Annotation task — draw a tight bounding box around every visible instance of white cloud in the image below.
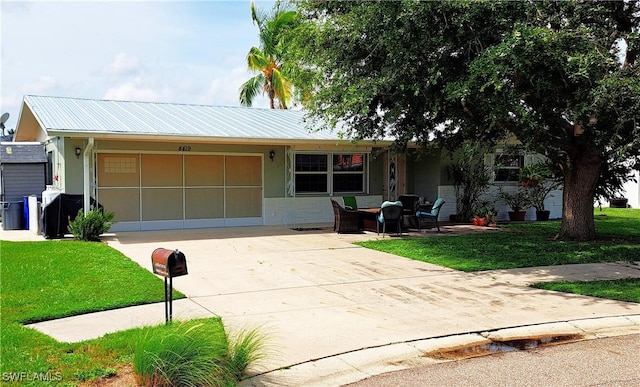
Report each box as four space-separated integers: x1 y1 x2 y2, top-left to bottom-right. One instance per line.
1 1 273 130
202 65 259 107
104 53 140 76
21 76 58 96
103 78 169 102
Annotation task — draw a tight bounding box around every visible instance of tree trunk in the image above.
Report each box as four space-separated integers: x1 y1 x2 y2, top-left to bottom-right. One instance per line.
268 88 276 109
558 149 603 241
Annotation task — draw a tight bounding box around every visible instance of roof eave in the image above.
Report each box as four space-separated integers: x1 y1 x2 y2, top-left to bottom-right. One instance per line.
44 130 397 147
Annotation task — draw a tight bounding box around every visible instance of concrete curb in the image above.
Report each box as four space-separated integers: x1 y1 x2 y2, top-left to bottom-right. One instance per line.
240 315 640 387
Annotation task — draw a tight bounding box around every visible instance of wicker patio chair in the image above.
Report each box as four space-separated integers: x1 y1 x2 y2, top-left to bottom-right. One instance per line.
331 199 361 233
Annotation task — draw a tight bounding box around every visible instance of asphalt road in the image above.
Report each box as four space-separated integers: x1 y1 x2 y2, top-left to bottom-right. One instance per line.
347 334 640 387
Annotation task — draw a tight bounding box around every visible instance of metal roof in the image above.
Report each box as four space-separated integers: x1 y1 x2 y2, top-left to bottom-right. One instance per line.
21 95 346 142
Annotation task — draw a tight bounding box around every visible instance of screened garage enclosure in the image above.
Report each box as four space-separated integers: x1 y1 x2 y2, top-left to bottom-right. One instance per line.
97 153 262 230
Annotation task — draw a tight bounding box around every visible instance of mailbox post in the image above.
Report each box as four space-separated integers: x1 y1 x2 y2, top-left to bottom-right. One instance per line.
151 248 188 324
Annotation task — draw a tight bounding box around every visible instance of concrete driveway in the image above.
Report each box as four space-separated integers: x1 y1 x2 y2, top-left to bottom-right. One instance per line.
100 226 640 376
13 224 640 386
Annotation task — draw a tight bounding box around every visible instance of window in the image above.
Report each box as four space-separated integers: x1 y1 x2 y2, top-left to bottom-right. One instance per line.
45 151 54 185
333 154 364 192
494 154 524 182
295 154 328 193
294 153 366 194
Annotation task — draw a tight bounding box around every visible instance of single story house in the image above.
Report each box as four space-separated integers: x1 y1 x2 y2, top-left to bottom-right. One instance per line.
13 95 562 232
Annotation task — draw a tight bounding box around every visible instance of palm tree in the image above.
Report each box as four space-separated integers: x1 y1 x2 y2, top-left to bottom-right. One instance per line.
239 1 296 109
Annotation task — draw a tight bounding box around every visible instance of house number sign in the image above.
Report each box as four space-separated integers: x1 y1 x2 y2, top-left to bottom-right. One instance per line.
178 146 192 151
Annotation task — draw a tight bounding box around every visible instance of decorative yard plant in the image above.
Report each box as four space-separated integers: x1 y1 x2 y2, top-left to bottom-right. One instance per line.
446 143 494 222
528 180 562 212
499 188 532 213
67 208 114 241
519 163 553 187
134 320 267 386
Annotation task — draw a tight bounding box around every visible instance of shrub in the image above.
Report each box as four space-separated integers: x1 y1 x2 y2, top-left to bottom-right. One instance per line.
67 208 114 241
446 143 493 222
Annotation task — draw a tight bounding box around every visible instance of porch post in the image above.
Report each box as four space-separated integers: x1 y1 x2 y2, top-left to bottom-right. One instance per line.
83 138 94 214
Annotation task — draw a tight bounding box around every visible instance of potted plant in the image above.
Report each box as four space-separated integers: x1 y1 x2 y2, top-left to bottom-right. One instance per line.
499 188 531 221
519 163 552 188
472 206 487 226
527 180 561 221
472 203 497 226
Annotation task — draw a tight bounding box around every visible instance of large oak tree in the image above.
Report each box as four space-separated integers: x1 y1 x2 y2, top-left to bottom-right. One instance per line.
291 0 640 241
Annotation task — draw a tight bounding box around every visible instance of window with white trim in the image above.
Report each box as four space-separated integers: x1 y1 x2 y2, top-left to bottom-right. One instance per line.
294 153 366 194
494 154 524 182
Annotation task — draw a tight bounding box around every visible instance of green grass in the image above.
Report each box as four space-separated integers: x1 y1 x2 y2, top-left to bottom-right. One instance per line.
0 240 187 385
1 240 266 386
357 208 640 304
532 278 640 303
1 240 184 323
357 208 640 272
134 320 267 386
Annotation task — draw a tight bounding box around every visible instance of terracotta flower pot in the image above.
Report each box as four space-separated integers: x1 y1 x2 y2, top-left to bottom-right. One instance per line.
521 179 540 188
473 217 485 226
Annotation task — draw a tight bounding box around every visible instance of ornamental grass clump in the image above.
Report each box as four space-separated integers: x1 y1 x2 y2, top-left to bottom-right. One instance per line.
226 328 269 380
134 320 268 386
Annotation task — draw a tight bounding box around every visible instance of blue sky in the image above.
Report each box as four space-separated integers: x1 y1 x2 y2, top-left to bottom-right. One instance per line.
0 0 275 131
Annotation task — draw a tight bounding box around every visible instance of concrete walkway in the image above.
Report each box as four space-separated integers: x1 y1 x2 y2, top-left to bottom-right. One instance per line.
3 225 640 386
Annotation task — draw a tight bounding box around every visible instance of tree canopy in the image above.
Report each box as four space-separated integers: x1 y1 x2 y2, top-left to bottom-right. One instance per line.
290 0 640 241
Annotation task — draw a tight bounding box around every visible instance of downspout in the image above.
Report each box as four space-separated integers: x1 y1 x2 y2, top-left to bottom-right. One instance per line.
83 138 94 215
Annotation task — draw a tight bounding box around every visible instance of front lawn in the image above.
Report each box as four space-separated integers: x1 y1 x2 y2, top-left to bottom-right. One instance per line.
0 240 187 385
357 208 640 272
532 278 640 303
357 208 640 304
1 241 185 323
1 240 264 386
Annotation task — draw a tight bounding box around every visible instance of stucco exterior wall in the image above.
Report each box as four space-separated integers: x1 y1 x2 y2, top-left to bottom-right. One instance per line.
49 135 568 230
408 151 442 203
64 138 87 194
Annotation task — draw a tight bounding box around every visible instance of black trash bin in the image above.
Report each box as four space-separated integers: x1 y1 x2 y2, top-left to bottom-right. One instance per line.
2 201 25 230
41 194 102 239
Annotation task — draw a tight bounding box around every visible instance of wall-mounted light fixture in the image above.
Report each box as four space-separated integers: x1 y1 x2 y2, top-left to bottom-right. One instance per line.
75 147 82 159
269 150 275 162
